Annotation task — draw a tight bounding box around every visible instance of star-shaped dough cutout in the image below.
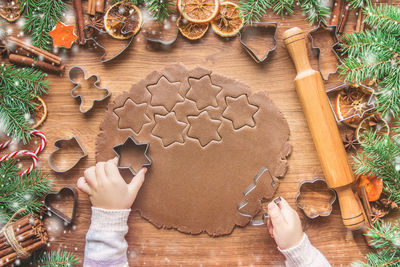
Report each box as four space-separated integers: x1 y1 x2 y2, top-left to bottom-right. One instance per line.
186 75 222 110
147 76 183 112
187 111 221 147
152 113 187 146
49 21 78 49
114 99 151 133
222 95 258 129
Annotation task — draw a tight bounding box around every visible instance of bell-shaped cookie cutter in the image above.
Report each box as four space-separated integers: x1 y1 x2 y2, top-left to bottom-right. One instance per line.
48 136 88 173
237 167 280 226
296 177 337 219
68 66 111 113
308 21 341 81
112 136 152 175
239 22 278 63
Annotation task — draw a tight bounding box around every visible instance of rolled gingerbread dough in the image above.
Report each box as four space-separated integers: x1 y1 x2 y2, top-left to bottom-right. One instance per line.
96 63 291 236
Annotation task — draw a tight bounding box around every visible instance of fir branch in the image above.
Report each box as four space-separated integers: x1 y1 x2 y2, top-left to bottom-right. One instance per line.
0 64 49 143
19 0 39 16
346 0 370 10
0 159 53 223
239 0 271 25
23 250 79 267
299 0 330 25
271 0 295 17
22 0 67 51
145 0 174 21
353 131 400 203
364 4 400 37
353 220 400 266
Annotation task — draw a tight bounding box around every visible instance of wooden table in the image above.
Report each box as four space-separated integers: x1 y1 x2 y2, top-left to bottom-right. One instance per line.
9 2 399 265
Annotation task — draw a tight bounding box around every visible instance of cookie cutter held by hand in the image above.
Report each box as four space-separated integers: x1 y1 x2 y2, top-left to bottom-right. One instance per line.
112 136 152 175
237 167 280 226
68 66 111 113
239 22 278 64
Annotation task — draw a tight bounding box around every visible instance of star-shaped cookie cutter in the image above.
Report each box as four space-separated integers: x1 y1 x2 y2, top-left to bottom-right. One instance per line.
239 22 278 64
112 136 152 175
68 66 111 113
308 21 341 81
83 18 135 63
237 167 280 226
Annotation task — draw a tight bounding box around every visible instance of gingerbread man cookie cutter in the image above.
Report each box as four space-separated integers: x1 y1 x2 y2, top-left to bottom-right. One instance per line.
68 66 111 113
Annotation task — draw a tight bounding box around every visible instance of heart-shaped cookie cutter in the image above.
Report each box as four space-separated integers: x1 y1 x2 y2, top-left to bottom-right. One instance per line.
44 186 78 225
69 66 111 113
239 22 278 63
48 136 87 173
141 17 179 46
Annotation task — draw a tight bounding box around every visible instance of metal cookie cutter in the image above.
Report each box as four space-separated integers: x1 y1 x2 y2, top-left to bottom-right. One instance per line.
83 19 134 63
239 22 278 63
237 167 280 226
44 186 78 225
69 66 111 113
327 83 376 123
308 21 341 81
142 17 179 46
296 177 336 219
113 136 152 175
48 136 87 173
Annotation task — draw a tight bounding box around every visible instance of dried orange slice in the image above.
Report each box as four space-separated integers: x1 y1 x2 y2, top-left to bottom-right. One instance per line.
31 96 48 129
334 86 373 128
177 0 220 24
177 17 209 40
355 114 390 143
356 174 383 202
104 1 142 40
211 2 243 37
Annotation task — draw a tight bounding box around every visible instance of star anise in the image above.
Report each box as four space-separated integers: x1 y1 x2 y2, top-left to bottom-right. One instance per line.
89 14 105 30
370 198 398 223
343 133 358 152
341 87 358 103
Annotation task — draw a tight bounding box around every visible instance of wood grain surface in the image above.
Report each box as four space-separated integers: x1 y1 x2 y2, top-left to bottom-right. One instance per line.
3 1 399 265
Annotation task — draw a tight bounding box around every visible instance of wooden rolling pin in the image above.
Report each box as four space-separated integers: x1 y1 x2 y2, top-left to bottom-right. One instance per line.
283 27 365 230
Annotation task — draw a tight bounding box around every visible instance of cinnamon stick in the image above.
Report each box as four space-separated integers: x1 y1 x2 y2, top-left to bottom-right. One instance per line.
330 0 343 27
95 0 105 13
9 54 65 74
73 0 85 45
0 239 46 263
88 0 96 15
7 36 62 65
338 4 350 34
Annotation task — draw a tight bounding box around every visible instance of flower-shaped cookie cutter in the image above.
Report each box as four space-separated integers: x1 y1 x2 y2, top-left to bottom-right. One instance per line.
68 66 111 113
112 136 152 175
296 177 337 219
239 22 278 63
308 21 341 81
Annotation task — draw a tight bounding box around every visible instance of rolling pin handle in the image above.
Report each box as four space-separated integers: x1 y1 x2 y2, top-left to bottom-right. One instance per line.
282 27 311 74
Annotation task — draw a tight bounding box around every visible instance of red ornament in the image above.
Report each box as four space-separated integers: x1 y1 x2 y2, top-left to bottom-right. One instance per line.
49 21 78 49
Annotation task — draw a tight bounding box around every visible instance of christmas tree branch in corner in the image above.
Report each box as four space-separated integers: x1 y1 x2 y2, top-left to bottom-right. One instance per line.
0 159 53 224
353 219 400 266
338 4 400 118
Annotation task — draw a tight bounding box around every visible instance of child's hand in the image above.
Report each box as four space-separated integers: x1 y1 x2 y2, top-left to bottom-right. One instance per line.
267 197 303 250
77 157 147 210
